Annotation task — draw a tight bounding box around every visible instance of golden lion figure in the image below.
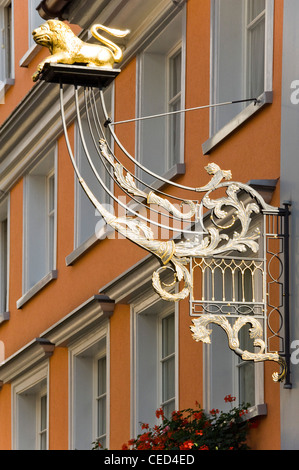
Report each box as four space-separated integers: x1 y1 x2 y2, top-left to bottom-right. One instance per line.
32 19 130 81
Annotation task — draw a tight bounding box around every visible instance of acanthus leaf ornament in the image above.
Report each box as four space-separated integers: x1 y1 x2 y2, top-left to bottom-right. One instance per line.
190 315 286 383
41 57 289 384
95 139 288 382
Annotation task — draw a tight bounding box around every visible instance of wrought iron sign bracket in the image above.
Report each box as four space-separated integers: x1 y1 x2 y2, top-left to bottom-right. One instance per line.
278 202 291 388
32 19 292 386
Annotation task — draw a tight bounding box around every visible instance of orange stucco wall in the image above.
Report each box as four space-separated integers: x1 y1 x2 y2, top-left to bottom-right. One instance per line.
109 304 131 449
49 348 69 450
0 384 11 450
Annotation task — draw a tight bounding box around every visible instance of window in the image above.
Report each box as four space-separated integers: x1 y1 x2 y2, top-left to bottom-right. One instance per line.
23 147 57 292
202 218 264 412
0 199 8 316
210 0 271 135
28 0 42 48
39 392 47 450
0 0 13 84
160 312 176 418
70 329 108 450
168 46 182 169
133 297 177 434
75 86 113 247
246 0 266 99
137 11 185 187
96 355 107 448
12 364 48 450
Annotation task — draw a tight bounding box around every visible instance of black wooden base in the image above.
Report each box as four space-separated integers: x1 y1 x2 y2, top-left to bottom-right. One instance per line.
38 63 121 88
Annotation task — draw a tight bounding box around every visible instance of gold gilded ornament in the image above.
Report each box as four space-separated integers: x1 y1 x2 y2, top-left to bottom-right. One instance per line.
32 20 130 82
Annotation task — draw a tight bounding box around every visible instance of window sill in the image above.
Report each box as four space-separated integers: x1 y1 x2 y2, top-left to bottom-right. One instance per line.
147 162 186 191
65 224 114 266
246 403 267 421
0 78 15 103
0 312 9 324
202 91 273 155
17 270 58 309
19 44 42 68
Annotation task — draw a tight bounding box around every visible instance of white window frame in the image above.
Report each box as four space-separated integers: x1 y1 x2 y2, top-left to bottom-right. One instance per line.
12 362 49 450
203 0 274 155
94 351 107 448
46 170 55 272
69 325 110 450
136 8 186 189
203 216 265 412
166 43 183 171
19 0 42 67
37 389 48 450
74 85 114 249
0 197 9 317
158 309 176 418
0 0 14 98
28 0 42 47
245 0 266 99
22 145 57 296
131 293 179 436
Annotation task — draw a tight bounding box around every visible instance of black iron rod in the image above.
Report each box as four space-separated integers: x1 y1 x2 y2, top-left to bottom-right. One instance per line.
283 202 292 388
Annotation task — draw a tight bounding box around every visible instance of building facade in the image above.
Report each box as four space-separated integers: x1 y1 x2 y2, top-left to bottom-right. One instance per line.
0 0 297 450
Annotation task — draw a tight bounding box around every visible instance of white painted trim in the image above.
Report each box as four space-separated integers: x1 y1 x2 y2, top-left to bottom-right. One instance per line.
206 0 274 153
68 324 109 450
21 143 58 297
11 361 49 450
202 91 273 154
17 270 57 309
135 6 186 184
19 43 41 68
73 84 115 250
131 291 178 437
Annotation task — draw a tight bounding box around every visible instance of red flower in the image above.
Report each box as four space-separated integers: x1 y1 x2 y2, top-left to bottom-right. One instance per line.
139 432 150 442
193 411 203 420
179 440 194 450
171 410 182 421
224 394 236 403
195 430 203 436
141 423 149 429
210 408 219 415
199 445 209 450
122 444 129 450
156 408 164 420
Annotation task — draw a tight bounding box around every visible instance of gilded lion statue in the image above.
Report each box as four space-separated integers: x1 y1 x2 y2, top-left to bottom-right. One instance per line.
32 20 130 81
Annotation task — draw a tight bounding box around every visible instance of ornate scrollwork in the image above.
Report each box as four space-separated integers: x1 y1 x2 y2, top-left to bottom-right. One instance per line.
190 315 286 382
98 139 275 305
99 140 197 219
55 54 295 384
86 140 288 381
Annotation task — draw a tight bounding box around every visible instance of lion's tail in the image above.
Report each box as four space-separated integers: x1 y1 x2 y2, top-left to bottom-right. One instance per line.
90 24 130 62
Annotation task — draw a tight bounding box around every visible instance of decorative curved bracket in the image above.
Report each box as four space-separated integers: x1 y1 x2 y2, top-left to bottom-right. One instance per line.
190 315 286 383
36 59 289 384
